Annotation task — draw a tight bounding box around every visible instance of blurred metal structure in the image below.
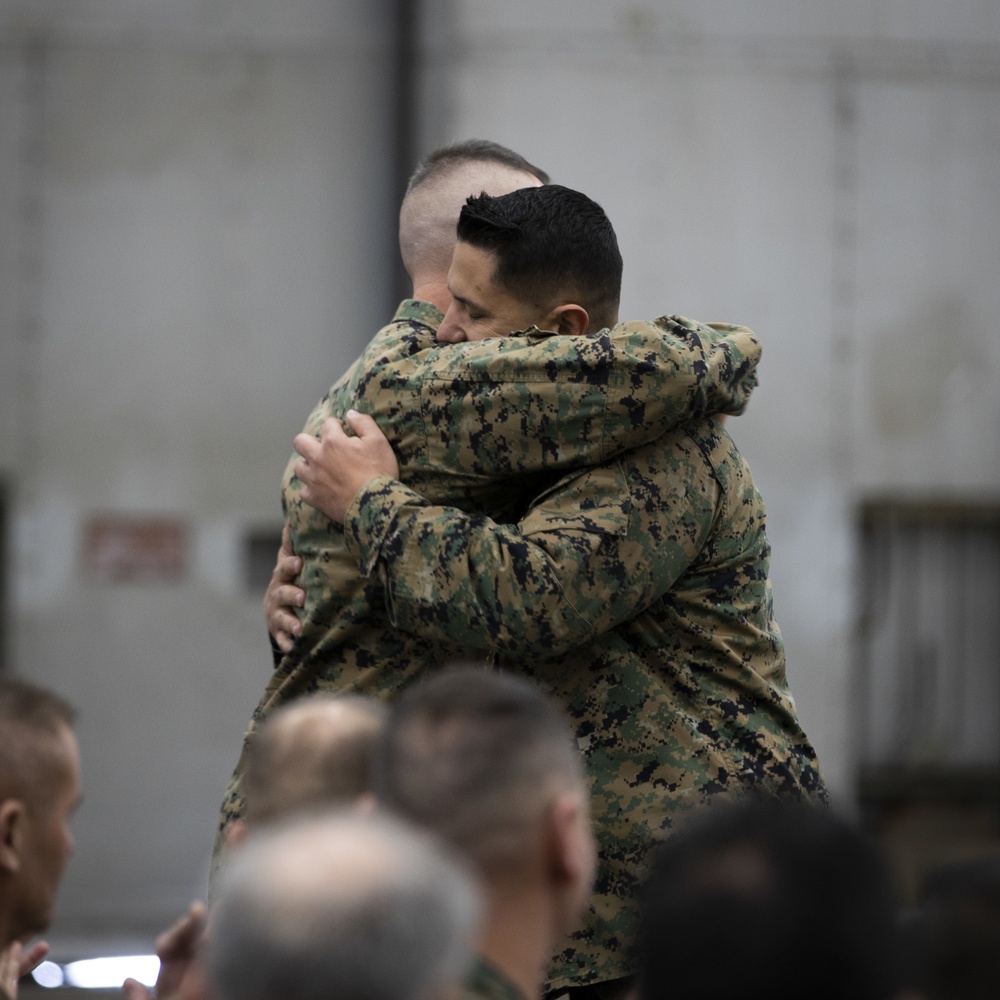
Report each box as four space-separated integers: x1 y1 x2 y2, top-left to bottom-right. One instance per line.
857 500 1000 770
855 499 1000 899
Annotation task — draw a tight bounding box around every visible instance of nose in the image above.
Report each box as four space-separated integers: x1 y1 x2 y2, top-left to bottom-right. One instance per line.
436 308 466 343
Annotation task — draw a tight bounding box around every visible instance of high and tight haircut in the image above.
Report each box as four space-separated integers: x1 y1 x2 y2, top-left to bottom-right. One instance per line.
406 139 549 195
638 796 902 1000
0 677 76 803
243 694 386 825
456 185 623 330
373 667 585 875
207 811 480 1000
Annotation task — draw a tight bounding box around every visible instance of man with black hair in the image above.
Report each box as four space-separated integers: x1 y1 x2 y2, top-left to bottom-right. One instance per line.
293 184 827 993
637 798 900 1000
437 185 622 341
374 668 596 1000
0 678 81 1000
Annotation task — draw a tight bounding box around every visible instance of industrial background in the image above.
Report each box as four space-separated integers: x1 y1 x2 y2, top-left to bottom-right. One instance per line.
1 0 998 963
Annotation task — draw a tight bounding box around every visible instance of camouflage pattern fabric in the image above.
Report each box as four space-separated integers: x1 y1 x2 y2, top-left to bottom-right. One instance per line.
343 419 828 989
465 958 527 1000
211 300 810 985
214 299 763 859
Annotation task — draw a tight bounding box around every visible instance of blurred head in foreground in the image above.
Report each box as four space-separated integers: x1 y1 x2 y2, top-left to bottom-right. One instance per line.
207 811 480 1000
638 797 901 1000
0 677 80 947
374 667 595 1000
227 693 386 848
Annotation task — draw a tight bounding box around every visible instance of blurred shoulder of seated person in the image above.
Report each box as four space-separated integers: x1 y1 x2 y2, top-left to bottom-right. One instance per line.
207 811 481 1000
0 678 80 1000
637 797 904 1000
374 666 597 1000
900 855 1000 1000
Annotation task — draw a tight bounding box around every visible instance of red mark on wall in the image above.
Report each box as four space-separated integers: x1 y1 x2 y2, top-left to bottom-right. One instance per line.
84 516 188 583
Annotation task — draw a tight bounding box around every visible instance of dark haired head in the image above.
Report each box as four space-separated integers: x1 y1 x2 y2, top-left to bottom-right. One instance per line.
373 667 585 874
456 185 622 330
638 797 901 1000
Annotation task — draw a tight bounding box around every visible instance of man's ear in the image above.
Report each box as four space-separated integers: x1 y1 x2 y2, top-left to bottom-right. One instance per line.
224 819 247 852
543 791 592 886
0 798 26 874
551 304 590 337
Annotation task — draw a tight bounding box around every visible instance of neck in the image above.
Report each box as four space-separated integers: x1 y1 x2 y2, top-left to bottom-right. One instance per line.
476 874 559 1000
410 278 451 314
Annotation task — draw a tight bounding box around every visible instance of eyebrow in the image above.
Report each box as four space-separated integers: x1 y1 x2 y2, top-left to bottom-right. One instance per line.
452 290 486 315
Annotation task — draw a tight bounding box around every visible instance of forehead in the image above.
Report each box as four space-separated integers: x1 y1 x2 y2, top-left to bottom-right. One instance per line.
449 240 498 289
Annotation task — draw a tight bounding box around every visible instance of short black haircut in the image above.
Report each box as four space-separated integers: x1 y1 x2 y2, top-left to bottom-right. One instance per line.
373 667 584 874
638 797 901 1000
406 139 550 194
456 185 622 330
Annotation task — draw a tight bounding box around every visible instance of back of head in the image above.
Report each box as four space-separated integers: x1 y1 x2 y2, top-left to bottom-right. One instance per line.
399 139 548 283
243 694 386 826
638 797 900 1000
208 811 480 1000
0 678 78 944
456 185 622 330
903 856 1000 1000
0 677 76 804
374 668 584 876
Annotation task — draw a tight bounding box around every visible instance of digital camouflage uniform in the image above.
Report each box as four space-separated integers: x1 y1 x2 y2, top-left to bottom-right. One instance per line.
343 421 828 989
215 299 761 848
213 300 815 985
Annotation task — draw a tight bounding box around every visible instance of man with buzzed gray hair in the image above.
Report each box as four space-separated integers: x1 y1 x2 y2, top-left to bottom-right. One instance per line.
207 812 481 1000
374 668 597 1000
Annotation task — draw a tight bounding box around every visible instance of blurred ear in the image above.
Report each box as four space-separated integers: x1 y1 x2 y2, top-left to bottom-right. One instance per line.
224 819 247 852
543 791 594 887
0 798 26 873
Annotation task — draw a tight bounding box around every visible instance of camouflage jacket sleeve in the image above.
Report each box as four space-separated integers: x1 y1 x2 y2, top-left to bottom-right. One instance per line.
420 316 762 473
341 439 720 657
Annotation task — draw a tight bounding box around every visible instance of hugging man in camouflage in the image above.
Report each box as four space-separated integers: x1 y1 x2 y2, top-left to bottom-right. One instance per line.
220 142 826 994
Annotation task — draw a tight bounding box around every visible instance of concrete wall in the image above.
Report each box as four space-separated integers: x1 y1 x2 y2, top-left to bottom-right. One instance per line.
0 0 399 949
1 0 998 956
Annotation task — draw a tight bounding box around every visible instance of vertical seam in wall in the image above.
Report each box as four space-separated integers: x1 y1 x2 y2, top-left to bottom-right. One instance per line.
15 37 46 505
831 55 859 486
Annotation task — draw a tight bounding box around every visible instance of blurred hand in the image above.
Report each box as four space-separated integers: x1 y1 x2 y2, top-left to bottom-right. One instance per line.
121 900 208 1000
263 525 305 653
294 410 399 525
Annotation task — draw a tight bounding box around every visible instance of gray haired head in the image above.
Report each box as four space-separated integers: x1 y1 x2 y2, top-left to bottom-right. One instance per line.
207 811 481 1000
